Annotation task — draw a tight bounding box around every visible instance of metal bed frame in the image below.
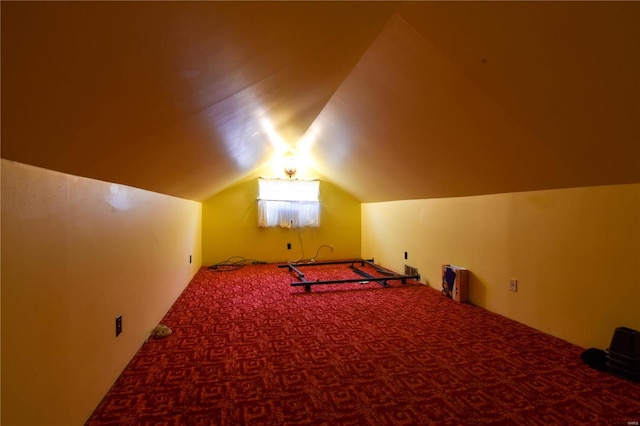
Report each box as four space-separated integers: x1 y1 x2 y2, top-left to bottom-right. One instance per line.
278 258 421 292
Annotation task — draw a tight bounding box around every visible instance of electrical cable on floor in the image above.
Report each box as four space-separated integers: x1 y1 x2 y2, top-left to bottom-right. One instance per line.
288 231 334 263
309 244 334 262
291 242 334 264
208 256 266 272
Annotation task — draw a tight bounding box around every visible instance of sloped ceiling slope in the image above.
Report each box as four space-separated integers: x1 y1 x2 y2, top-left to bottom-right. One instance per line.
311 1 640 202
2 2 639 203
1 1 396 200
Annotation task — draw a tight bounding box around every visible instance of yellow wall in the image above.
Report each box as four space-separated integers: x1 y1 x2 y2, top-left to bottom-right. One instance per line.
1 160 202 425
202 178 360 265
362 184 640 349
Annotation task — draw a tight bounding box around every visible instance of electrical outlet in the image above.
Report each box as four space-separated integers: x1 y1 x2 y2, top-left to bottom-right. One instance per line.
189 254 192 264
510 279 518 292
115 315 123 337
404 251 408 260
287 243 292 250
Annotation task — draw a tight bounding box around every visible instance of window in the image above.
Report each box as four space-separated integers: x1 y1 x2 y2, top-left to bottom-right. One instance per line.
257 178 319 228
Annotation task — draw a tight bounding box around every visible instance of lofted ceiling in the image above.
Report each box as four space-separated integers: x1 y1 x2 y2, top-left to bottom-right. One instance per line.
2 2 639 203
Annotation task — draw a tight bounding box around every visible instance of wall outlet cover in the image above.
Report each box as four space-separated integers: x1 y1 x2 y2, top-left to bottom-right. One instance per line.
116 315 123 337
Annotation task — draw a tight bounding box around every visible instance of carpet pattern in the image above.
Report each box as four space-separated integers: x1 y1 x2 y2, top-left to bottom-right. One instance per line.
87 263 640 425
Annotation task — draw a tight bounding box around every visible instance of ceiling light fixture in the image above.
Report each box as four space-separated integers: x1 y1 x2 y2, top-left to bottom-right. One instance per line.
283 151 297 178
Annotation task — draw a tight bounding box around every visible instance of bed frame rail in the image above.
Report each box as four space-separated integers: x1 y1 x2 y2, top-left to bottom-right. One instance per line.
280 258 420 292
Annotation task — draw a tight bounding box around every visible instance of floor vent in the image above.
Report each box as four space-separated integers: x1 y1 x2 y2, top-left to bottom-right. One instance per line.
404 264 419 277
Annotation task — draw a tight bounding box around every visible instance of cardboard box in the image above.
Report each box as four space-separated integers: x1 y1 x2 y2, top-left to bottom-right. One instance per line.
442 265 469 303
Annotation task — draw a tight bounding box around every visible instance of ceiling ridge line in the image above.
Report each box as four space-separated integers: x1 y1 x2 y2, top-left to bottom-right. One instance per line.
137 8 401 154
192 13 400 130
293 6 402 142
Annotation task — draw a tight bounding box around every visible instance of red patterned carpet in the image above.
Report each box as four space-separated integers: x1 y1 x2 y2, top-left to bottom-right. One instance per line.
87 263 640 425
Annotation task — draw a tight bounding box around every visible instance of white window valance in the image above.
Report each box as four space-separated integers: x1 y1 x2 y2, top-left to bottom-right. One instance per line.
257 178 320 228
